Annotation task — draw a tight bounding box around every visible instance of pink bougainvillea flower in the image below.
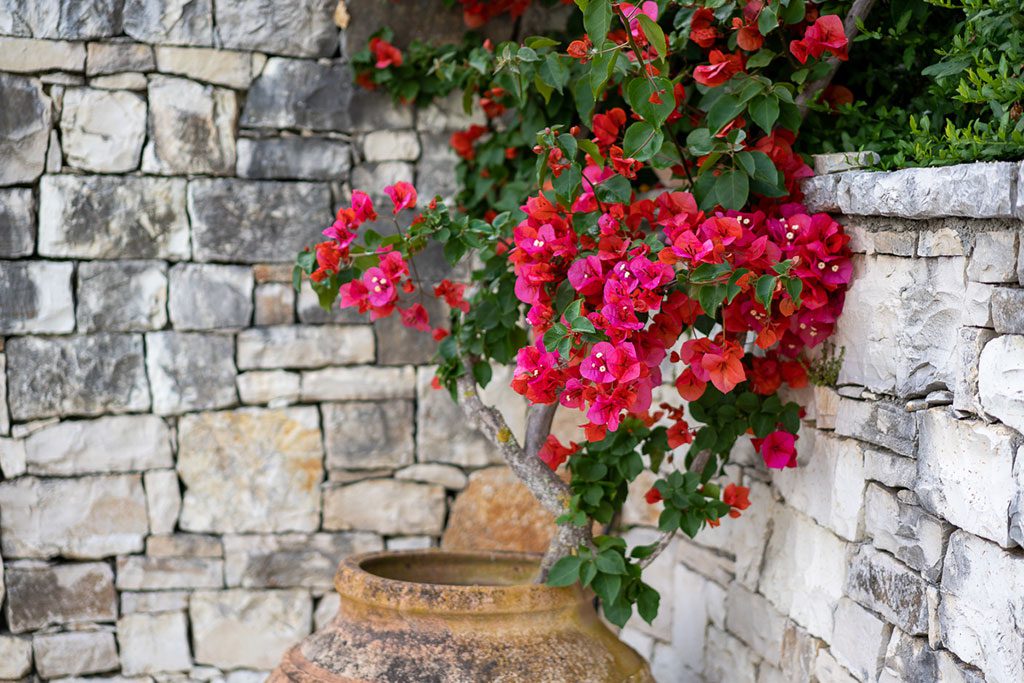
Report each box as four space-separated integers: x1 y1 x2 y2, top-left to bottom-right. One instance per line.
754 430 798 469
790 14 848 64
538 435 578 470
370 37 403 69
693 50 744 87
351 190 377 222
384 181 418 214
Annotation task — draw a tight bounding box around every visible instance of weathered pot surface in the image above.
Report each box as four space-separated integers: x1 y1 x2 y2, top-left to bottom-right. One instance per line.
269 549 654 682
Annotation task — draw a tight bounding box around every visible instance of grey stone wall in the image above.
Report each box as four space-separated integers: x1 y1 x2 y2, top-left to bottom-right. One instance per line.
0 1 518 678
614 162 1024 683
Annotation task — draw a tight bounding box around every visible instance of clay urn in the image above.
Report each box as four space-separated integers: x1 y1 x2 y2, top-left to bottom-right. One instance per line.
270 549 654 682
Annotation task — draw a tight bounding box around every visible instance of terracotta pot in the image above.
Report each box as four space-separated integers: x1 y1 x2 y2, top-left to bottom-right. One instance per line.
270 549 654 682
814 385 840 430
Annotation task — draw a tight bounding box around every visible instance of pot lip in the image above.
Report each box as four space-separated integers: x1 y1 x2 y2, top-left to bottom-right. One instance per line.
334 549 585 615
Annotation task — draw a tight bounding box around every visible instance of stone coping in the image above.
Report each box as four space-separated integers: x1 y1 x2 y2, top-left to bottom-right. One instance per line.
802 157 1024 220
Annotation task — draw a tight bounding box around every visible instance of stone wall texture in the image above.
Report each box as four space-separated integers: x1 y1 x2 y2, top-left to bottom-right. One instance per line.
0 1 1023 680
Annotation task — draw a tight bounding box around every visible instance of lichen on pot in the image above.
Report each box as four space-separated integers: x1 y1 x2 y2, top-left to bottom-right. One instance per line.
270 549 654 682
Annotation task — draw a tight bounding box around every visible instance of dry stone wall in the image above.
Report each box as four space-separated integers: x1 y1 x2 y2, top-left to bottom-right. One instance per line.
1 0 1024 680
613 161 1024 683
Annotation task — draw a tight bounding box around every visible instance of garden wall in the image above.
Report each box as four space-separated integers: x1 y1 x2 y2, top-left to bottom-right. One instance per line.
0 2 1023 682
614 160 1024 683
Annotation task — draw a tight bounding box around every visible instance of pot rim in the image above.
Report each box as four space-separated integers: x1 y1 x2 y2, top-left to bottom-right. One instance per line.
334 549 587 615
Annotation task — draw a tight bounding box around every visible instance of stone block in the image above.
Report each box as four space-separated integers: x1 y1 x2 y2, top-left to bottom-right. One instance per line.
61 86 146 171
343 0 512 53
387 535 434 551
86 41 155 75
91 71 147 89
846 545 929 635
771 432 865 541
801 173 841 213
968 231 1019 283
362 130 421 162
323 400 414 470
254 282 295 325
373 293 448 365
215 0 337 56
117 611 193 675
146 331 238 416
237 324 374 369
940 530 1024 681
0 437 25 476
4 561 116 633
351 161 415 202
0 260 74 334
834 397 918 457
704 627 759 683
837 163 1018 218
348 88 414 132
864 483 951 581
0 74 50 185
168 263 254 330
300 365 416 401
147 533 223 557
916 408 1017 547
223 532 383 589
814 649 859 683
33 630 118 678
297 284 367 324
990 287 1024 334
178 407 323 533
953 327 998 415
417 90 488 134
144 468 182 535
236 136 351 180
0 635 32 679
395 463 468 490
189 178 329 262
441 467 556 554
39 174 190 258
833 255 965 397
863 447 916 488
881 629 985 683
77 260 168 332
0 474 148 559
830 597 891 683
143 75 236 175
978 335 1024 431
24 414 172 475
0 187 36 257
725 582 787 666
1013 445 1024 548
0 35 86 72
154 45 254 88
0 0 122 39
917 227 964 256
416 365 522 467
190 589 312 670
123 0 213 45
324 479 446 535
237 370 300 406
760 507 847 641
116 555 223 590
241 58 352 130
121 590 190 614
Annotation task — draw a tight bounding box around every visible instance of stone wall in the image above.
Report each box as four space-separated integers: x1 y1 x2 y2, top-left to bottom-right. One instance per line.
614 161 1024 683
1 0 1024 680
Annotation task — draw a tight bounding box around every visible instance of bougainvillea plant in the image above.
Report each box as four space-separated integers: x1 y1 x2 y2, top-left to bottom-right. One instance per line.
297 0 858 628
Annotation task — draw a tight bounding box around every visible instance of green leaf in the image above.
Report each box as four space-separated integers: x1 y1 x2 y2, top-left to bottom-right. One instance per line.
572 317 597 333
781 0 806 24
748 93 781 132
472 361 492 387
592 571 622 604
291 265 302 292
595 550 627 575
583 0 612 43
746 49 775 69
622 121 664 162
580 561 598 587
546 556 583 586
296 249 317 273
525 36 560 49
626 77 676 128
540 53 571 94
686 128 715 156
754 274 777 309
751 412 777 438
637 584 661 624
594 174 632 204
706 95 745 133
636 14 666 58
786 277 803 306
711 169 749 210
577 138 605 167
602 597 632 628
696 283 727 319
517 46 541 62
757 5 778 35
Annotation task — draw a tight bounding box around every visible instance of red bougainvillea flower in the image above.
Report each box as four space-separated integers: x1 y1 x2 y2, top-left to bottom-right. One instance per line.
667 419 693 449
434 279 470 312
790 14 848 64
567 35 593 62
351 190 377 223
723 483 751 518
732 17 763 52
384 182 417 214
754 430 798 469
644 486 663 504
450 125 487 161
538 435 578 470
369 37 403 69
399 303 430 331
591 108 627 150
693 50 744 87
689 8 720 48
619 2 659 41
